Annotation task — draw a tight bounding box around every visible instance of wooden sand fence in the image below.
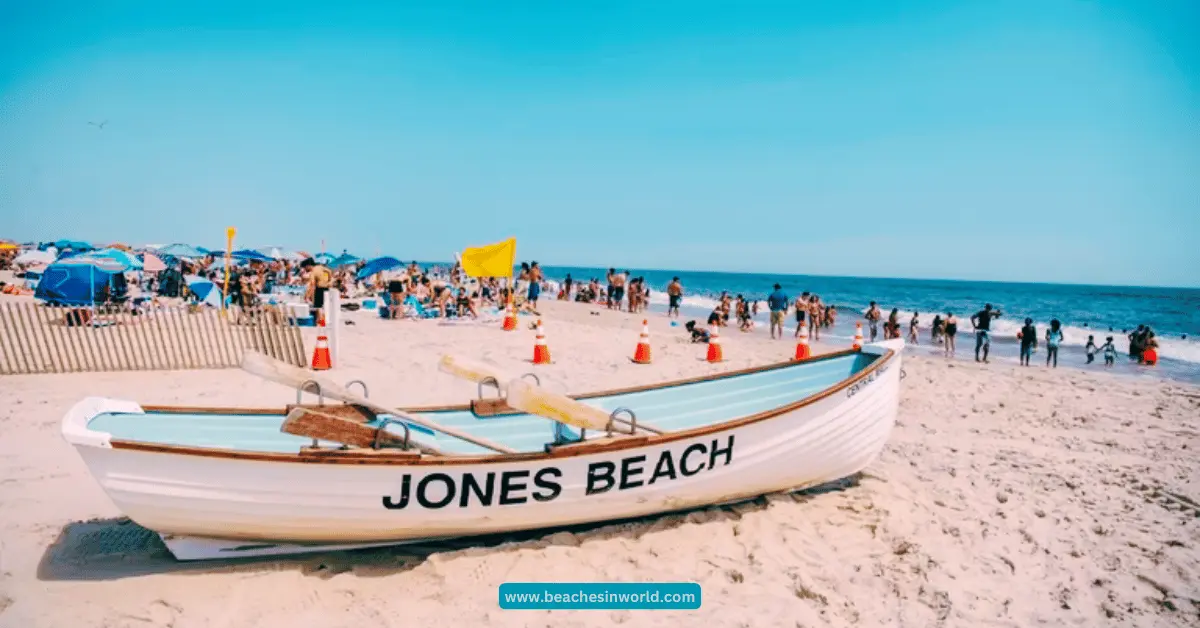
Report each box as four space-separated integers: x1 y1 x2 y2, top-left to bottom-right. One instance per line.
0 301 307 375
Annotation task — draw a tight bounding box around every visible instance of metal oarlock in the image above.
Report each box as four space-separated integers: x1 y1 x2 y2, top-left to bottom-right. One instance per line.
477 376 502 400
373 417 412 450
296 380 324 406
608 407 637 435
520 373 541 386
346 380 369 398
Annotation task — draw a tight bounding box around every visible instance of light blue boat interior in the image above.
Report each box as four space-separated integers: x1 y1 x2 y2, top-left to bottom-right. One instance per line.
89 353 878 455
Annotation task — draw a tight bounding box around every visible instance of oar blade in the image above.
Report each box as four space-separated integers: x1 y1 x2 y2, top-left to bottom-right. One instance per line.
282 407 407 450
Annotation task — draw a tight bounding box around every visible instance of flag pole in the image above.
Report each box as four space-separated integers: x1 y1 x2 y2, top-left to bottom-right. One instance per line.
222 227 236 317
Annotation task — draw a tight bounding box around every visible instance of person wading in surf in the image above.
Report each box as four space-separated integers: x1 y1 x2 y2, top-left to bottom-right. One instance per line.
971 303 1002 363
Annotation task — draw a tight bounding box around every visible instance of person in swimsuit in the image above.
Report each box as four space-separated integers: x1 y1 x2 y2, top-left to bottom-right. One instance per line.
667 277 683 318
793 293 809 338
1100 336 1117 367
684 320 711 343
1019 318 1037 366
387 275 409 319
908 312 920 344
456 288 478 318
1045 319 1064 368
808 295 822 341
944 312 958 357
886 308 900 340
612 270 627 311
971 303 1002 362
1085 335 1098 364
865 301 881 342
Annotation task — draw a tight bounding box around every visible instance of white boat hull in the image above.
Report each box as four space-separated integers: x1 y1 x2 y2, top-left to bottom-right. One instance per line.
65 343 903 559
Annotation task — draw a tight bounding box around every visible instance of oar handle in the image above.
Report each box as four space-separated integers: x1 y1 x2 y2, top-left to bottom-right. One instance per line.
438 355 513 391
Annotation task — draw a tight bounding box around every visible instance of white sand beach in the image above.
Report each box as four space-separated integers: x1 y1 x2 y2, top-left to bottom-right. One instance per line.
1 299 1197 627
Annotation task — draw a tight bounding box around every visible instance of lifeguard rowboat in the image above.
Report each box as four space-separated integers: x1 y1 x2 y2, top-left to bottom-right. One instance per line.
62 340 905 560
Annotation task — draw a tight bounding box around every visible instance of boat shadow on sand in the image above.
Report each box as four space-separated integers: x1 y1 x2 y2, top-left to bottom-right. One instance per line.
38 474 863 582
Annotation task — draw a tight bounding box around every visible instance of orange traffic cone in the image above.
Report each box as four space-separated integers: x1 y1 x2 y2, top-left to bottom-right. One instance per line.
532 319 552 365
311 333 332 370
706 324 723 363
794 321 811 360
502 300 518 331
852 322 864 350
632 319 652 364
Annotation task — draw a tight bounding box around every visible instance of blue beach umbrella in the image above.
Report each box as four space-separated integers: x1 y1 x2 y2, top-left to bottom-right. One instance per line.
356 256 404 280
231 249 275 263
330 252 361 268
156 243 207 259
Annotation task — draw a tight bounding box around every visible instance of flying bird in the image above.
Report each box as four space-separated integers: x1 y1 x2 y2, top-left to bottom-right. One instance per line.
88 120 107 130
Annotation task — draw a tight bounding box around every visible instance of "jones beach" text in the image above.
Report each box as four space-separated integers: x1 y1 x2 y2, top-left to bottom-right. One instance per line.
381 435 735 510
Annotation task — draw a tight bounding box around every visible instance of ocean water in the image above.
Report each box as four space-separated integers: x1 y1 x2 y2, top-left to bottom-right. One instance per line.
525 266 1200 384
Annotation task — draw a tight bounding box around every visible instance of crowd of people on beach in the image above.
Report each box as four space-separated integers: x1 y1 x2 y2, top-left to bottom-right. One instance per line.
3 241 1179 371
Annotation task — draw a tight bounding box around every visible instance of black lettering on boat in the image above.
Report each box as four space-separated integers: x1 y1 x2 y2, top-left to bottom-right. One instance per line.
460 472 496 508
532 467 562 502
586 461 617 495
499 470 530 505
846 371 879 398
649 449 677 485
416 473 456 509
708 435 734 469
382 475 412 510
619 455 647 490
680 443 707 477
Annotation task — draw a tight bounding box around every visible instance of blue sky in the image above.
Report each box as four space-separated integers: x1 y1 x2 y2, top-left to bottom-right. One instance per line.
1 1 1197 287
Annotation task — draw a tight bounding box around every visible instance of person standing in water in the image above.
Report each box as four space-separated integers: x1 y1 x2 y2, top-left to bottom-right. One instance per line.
1085 335 1098 364
1100 336 1117 367
1019 317 1037 366
666 277 683 319
944 312 958 357
907 312 920 344
1045 319 1064 368
865 301 882 342
971 303 1002 363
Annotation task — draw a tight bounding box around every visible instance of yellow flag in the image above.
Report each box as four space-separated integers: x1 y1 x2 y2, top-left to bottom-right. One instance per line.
460 237 517 278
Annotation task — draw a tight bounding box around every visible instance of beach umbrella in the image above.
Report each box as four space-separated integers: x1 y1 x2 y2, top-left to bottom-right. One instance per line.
0 242 17 250
157 243 206 259
106 242 132 251
314 252 336 264
15 249 55 266
254 246 292 260
231 249 274 262
82 248 142 270
356 256 404 280
330 252 361 268
142 252 167 273
184 275 223 307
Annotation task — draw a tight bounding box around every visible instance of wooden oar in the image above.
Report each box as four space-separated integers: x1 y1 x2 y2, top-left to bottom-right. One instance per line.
281 407 443 454
503 377 617 432
439 354 663 435
241 351 517 454
438 355 514 393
